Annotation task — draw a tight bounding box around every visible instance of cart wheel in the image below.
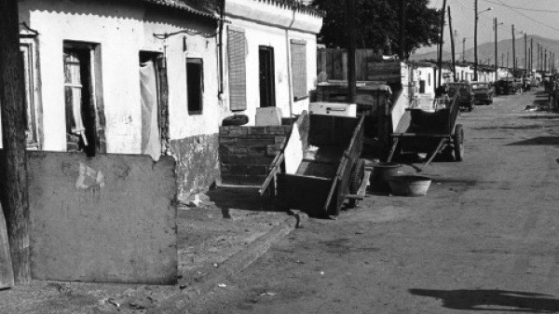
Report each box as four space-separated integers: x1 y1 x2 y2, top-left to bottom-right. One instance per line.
453 124 464 161
348 159 366 208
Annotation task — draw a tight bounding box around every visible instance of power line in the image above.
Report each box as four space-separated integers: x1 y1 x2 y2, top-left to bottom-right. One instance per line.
483 0 559 14
494 0 559 32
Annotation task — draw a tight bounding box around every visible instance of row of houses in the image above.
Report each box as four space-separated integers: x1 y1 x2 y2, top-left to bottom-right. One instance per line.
410 61 517 99
1 0 324 203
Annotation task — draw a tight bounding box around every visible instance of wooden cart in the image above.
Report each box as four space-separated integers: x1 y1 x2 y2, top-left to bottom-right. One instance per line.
386 96 464 170
259 111 369 218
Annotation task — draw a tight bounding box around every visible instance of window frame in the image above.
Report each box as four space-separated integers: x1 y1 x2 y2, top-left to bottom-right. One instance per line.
63 41 105 156
186 57 204 115
20 39 42 149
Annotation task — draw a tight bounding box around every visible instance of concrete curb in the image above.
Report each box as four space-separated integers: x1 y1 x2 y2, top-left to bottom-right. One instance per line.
153 212 307 313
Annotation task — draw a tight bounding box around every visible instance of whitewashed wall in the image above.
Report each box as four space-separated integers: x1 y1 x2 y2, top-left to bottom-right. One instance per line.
223 0 322 123
15 0 221 153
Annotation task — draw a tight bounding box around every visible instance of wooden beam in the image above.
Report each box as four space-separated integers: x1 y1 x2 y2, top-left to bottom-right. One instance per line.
0 0 31 284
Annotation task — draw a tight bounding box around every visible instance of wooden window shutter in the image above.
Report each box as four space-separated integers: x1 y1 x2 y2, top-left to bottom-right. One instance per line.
227 27 247 111
290 39 308 100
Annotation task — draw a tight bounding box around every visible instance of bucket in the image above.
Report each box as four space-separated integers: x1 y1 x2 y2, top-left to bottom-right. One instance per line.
387 175 432 197
369 162 402 192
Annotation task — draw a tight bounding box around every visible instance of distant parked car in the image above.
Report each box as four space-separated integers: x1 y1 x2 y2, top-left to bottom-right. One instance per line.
447 82 475 111
470 82 494 105
495 79 522 96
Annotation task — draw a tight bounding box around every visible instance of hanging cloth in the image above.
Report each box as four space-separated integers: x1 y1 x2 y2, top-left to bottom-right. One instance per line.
64 51 88 146
140 59 161 161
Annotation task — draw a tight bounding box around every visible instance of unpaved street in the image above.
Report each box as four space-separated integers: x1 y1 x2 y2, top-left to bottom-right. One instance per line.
192 89 559 314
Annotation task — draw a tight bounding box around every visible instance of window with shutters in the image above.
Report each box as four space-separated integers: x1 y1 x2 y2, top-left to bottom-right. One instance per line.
187 58 203 114
227 27 247 111
290 39 308 100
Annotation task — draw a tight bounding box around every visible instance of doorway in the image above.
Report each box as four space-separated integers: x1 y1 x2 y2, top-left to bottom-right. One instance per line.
259 46 276 108
139 51 167 161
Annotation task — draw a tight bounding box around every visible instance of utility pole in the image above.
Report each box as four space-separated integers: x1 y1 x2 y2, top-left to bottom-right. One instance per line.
530 38 533 73
474 0 478 81
494 18 498 80
346 0 356 103
462 38 466 63
398 0 406 60
448 7 457 82
512 24 516 77
536 43 542 71
524 33 528 72
437 0 447 87
545 48 547 73
507 52 509 68
0 0 30 285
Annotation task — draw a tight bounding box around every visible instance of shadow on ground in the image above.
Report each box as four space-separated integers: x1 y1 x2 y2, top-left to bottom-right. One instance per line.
507 137 559 146
206 186 280 218
410 289 559 313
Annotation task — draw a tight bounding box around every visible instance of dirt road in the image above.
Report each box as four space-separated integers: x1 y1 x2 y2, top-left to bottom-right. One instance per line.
192 89 559 314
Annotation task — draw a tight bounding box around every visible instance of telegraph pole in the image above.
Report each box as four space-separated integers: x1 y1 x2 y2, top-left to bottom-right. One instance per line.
512 24 516 77
346 0 356 103
524 33 528 72
462 38 466 63
398 0 406 60
448 7 457 82
530 38 533 73
545 48 547 73
0 0 30 285
474 0 479 81
437 0 448 87
494 18 498 80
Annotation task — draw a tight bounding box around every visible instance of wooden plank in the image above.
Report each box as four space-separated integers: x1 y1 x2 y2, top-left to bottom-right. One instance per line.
0 0 31 284
346 169 371 200
420 138 447 171
0 206 14 289
392 133 453 138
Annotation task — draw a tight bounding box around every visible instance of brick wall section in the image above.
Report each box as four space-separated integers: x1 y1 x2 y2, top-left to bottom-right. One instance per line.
219 125 292 185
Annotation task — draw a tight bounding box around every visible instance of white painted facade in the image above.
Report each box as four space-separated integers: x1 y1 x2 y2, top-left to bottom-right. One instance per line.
223 0 323 121
412 66 435 97
9 0 222 153
456 65 474 82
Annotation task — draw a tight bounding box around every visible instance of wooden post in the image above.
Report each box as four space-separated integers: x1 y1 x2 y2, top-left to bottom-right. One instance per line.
512 25 516 77
346 0 356 104
437 0 447 87
399 0 407 60
0 0 31 284
448 7 457 82
474 0 478 81
494 18 498 80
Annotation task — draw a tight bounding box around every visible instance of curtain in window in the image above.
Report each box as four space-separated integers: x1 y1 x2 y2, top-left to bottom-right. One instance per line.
64 51 88 147
140 59 161 161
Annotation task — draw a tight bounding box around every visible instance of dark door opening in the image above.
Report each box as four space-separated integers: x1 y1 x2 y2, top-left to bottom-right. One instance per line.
64 45 98 156
259 46 276 108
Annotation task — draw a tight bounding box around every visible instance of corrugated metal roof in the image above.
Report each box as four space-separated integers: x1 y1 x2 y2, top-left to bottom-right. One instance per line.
139 0 220 19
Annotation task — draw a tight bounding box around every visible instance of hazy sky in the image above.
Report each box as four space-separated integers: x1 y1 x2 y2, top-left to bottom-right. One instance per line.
415 0 559 55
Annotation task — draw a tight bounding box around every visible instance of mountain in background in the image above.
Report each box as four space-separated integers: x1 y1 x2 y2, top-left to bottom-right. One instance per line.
410 35 559 68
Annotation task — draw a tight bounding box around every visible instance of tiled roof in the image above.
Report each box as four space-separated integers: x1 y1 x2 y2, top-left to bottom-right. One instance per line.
263 0 325 17
139 0 220 19
140 0 323 19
